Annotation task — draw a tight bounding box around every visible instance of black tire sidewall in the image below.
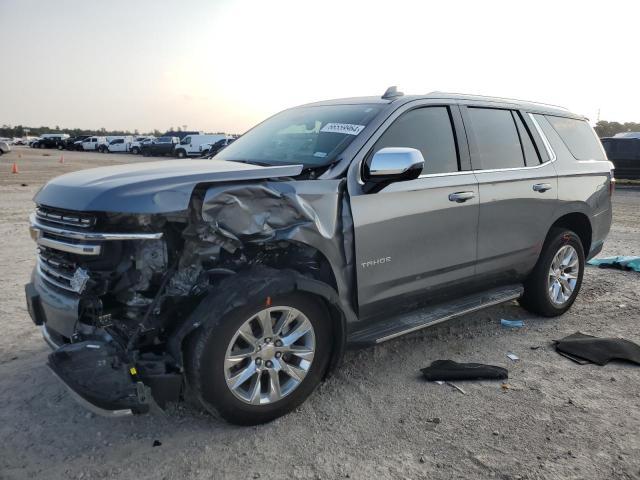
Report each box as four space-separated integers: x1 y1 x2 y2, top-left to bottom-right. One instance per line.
190 292 331 425
524 229 585 316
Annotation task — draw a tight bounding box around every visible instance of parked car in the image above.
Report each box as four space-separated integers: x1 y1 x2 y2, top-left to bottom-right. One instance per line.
32 134 70 149
102 136 134 153
200 137 236 157
140 136 179 156
174 134 227 158
0 141 10 155
129 136 155 155
61 135 90 150
26 89 613 425
79 136 106 151
601 136 640 179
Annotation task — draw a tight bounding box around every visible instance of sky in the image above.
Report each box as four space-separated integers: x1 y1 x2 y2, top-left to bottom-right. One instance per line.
1 0 639 134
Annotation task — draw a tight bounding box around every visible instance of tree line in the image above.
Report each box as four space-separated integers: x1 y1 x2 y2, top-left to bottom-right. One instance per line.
0 125 230 138
594 121 640 138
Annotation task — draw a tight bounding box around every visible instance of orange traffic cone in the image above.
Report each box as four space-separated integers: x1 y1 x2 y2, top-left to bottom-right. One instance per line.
11 163 19 174
59 155 64 164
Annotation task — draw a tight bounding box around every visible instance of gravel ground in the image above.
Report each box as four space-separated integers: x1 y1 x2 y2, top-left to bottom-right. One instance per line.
1 147 639 480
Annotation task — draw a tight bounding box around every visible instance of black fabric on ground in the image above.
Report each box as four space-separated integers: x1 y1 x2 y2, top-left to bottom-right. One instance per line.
555 332 640 366
421 360 508 381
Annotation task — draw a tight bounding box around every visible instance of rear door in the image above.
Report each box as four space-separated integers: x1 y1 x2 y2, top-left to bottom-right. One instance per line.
461 105 558 285
349 103 480 318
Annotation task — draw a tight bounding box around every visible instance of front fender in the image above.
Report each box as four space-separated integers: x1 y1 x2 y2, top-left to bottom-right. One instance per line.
167 266 351 374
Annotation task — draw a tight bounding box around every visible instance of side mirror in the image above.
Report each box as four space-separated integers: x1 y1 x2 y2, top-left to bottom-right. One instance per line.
363 147 424 193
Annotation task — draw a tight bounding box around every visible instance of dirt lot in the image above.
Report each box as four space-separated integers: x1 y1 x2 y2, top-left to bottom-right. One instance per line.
1 146 639 480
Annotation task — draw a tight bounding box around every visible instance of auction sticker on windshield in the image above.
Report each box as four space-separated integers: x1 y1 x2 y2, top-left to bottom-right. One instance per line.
320 123 366 135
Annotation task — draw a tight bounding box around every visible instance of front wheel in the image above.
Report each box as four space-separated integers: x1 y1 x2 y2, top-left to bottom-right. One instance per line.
519 228 585 317
187 291 332 425
131 147 139 155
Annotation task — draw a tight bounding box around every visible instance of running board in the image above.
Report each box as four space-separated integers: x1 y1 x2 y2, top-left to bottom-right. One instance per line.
348 284 524 346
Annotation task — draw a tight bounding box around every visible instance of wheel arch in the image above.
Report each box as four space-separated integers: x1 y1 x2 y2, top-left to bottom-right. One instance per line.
548 212 592 255
169 266 350 378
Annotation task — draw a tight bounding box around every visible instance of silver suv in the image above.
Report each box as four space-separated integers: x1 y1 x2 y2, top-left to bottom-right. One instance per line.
25 88 613 424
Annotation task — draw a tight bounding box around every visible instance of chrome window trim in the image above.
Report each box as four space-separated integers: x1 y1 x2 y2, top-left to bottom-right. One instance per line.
528 112 557 163
360 108 559 184
417 113 557 178
29 214 163 241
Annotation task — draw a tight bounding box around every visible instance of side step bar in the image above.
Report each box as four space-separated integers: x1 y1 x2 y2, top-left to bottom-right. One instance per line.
348 284 524 346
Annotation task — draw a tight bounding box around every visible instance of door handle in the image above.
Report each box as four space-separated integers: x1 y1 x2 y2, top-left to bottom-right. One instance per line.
532 183 552 193
448 191 475 203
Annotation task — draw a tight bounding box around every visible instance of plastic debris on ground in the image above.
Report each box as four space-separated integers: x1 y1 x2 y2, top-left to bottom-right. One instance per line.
554 332 640 366
506 352 520 362
421 360 508 381
501 319 524 328
588 256 640 272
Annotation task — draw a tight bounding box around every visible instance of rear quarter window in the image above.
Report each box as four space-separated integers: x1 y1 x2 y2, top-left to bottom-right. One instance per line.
544 116 606 161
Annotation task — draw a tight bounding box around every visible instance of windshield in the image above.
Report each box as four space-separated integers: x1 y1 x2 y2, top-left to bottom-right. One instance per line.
216 104 381 167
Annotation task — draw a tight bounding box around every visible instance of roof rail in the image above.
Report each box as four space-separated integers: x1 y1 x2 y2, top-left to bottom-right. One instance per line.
429 91 568 111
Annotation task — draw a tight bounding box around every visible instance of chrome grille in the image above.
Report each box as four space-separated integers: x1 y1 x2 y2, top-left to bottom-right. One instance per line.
30 207 163 294
36 206 96 229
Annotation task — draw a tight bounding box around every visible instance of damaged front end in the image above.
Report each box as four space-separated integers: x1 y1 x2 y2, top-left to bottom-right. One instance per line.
26 174 355 416
27 207 187 414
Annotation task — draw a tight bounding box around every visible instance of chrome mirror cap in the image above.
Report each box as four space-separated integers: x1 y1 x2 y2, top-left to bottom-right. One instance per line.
368 147 424 177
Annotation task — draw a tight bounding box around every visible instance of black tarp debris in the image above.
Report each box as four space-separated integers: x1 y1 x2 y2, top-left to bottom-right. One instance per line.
554 332 640 366
152 440 162 447
421 360 508 381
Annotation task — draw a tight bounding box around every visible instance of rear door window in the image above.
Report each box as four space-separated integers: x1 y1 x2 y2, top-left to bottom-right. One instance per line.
372 106 459 174
544 116 606 161
466 107 525 169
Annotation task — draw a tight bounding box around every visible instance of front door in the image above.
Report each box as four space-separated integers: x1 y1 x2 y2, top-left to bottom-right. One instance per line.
349 105 479 319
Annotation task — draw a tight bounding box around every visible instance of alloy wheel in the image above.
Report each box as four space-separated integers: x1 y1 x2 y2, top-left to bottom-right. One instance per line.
224 306 316 405
548 245 579 305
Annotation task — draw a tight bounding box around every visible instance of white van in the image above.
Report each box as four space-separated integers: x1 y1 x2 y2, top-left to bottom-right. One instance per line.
174 134 227 158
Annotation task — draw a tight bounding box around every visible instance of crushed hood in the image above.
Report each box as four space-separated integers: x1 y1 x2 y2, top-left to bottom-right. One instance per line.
34 159 303 213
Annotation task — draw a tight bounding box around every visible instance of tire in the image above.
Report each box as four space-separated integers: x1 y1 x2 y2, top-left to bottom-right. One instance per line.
187 290 332 425
142 150 150 157
131 147 139 155
176 149 186 159
519 228 585 317
57 144 63 150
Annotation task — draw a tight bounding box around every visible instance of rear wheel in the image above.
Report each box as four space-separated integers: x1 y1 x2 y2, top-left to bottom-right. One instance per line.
187 291 331 425
519 228 585 317
176 149 186 158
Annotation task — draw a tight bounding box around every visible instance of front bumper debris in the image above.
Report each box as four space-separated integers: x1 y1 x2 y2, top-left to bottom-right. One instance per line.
47 341 153 416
